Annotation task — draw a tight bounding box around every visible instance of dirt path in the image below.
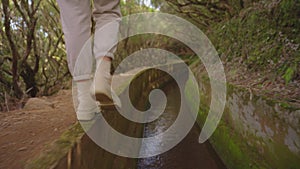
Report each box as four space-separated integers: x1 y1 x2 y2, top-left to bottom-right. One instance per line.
0 90 77 169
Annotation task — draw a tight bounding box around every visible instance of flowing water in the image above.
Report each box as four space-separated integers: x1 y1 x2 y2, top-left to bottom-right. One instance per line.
137 82 226 169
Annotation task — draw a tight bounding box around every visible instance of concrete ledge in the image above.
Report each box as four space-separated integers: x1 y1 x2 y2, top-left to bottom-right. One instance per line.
186 60 300 169
25 123 84 169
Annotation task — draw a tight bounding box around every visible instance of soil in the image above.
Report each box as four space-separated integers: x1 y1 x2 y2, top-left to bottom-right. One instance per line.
0 90 77 169
196 60 300 107
224 61 300 107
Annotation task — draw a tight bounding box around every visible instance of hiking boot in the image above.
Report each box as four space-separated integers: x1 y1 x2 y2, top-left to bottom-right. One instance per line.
92 58 121 109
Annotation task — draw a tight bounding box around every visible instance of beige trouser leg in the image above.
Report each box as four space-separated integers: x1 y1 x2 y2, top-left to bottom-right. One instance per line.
93 0 121 61
57 0 121 81
57 0 121 119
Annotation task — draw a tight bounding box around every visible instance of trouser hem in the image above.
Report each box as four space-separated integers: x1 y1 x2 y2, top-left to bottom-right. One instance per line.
73 74 93 81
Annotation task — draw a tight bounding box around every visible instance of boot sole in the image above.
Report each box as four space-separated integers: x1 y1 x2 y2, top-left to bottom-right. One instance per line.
95 93 117 110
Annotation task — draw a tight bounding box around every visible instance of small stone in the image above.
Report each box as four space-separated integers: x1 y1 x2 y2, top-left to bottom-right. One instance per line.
17 147 27 151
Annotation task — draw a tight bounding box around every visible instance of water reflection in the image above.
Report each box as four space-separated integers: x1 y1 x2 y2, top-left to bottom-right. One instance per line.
138 82 226 169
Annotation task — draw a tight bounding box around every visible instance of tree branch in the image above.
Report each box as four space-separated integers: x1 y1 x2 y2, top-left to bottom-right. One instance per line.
2 0 23 98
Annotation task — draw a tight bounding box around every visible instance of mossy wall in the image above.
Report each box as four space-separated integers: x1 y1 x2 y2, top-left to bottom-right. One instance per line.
186 61 300 169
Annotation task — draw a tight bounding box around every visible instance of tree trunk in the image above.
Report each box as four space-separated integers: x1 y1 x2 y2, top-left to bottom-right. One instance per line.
2 0 23 98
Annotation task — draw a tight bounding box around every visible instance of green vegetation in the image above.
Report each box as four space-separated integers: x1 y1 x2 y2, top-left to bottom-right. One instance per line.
0 0 157 111
185 65 300 168
3 0 297 110
165 0 299 97
187 57 300 169
0 0 69 110
25 123 84 169
1 0 299 168
208 0 299 82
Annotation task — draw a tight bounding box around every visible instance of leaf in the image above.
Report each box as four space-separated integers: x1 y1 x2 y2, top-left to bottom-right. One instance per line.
283 66 294 84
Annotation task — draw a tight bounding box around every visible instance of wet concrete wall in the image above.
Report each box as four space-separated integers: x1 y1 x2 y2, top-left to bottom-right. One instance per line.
187 62 300 169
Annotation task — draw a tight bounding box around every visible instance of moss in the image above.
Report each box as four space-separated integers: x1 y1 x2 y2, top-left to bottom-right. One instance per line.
263 141 300 169
25 123 84 169
210 124 252 169
188 60 300 169
194 101 275 169
196 100 256 168
260 95 299 111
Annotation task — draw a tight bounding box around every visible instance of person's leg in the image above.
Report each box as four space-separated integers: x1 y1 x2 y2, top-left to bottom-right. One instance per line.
93 0 121 60
57 0 99 120
57 0 93 78
92 0 121 107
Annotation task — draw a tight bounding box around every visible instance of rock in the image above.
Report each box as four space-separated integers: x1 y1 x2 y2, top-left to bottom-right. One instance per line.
23 98 54 111
17 147 27 151
56 90 71 96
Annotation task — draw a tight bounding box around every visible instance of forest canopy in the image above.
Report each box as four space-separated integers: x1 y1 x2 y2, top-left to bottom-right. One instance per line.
0 0 299 111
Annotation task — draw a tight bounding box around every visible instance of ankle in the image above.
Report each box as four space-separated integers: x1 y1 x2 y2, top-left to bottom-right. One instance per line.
96 57 112 78
103 56 112 62
97 56 111 65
